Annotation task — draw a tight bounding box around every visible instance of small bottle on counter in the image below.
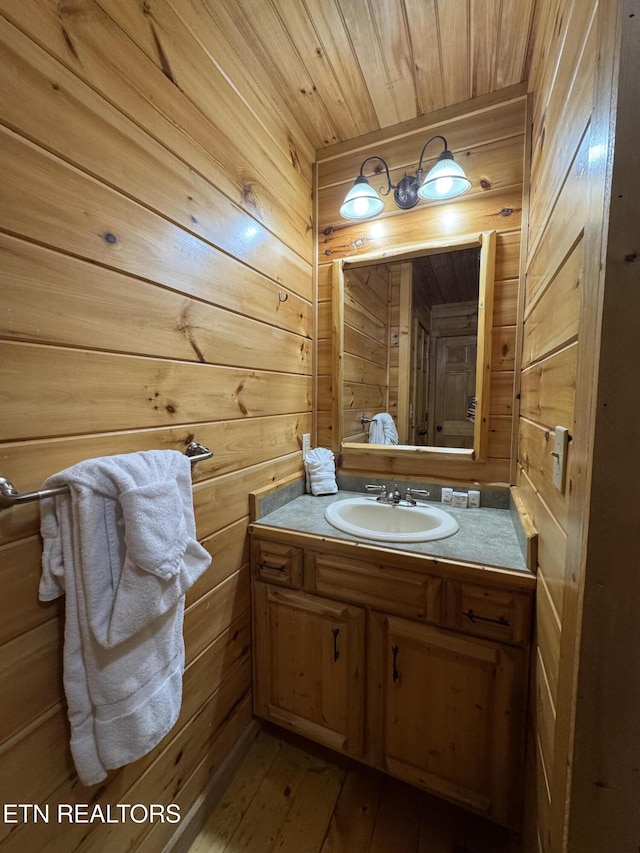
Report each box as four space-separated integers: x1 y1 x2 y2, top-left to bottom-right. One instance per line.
451 491 468 508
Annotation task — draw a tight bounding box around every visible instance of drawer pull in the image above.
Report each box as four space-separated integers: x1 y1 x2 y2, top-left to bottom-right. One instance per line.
391 645 400 683
259 561 287 573
462 608 510 628
332 628 340 662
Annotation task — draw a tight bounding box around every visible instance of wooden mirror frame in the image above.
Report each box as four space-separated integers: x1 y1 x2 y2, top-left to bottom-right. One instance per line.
331 230 496 464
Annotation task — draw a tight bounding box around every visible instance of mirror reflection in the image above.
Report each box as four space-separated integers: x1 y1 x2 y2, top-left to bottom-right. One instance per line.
337 233 494 456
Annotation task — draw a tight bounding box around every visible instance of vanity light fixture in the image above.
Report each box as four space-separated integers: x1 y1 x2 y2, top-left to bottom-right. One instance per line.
339 135 472 220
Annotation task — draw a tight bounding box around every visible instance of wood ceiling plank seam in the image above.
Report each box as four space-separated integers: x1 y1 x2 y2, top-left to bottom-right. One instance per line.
298 0 380 138
469 0 501 98
268 0 368 144
240 0 342 146
334 0 401 129
227 0 341 149
403 0 445 116
366 0 419 124
436 0 472 107
494 0 505 91
495 0 537 90
399 0 422 118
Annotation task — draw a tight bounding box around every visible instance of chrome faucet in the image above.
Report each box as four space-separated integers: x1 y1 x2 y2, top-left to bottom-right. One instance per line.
365 484 430 506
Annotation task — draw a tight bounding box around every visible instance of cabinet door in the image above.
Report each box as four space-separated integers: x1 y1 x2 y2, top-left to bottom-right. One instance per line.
368 611 526 827
253 582 365 756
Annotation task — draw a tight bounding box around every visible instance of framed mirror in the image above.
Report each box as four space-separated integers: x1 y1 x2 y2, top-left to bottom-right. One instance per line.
332 230 496 462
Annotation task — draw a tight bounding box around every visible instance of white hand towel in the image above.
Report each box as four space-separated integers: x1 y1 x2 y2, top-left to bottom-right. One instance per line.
369 412 399 445
304 447 338 495
39 450 211 786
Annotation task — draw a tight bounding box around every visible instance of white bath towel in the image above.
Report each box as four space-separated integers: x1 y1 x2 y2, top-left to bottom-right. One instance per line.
369 413 399 445
304 447 338 495
39 450 211 786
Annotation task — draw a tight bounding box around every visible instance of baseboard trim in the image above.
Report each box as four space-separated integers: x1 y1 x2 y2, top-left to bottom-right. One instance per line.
162 718 262 853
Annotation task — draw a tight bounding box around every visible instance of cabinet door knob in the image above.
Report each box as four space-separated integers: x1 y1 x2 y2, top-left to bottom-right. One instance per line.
391 645 400 683
332 627 340 662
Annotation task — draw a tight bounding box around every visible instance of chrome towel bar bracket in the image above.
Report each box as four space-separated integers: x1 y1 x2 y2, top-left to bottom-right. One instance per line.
0 441 213 511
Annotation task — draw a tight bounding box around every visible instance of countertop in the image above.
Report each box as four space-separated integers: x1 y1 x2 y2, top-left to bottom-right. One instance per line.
252 490 531 573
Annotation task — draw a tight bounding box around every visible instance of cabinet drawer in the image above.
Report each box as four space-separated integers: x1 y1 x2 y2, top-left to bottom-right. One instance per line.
251 539 303 588
305 551 441 622
445 580 532 645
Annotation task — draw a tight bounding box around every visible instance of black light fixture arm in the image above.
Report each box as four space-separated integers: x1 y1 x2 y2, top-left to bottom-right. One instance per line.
356 155 394 196
356 154 421 211
415 135 449 175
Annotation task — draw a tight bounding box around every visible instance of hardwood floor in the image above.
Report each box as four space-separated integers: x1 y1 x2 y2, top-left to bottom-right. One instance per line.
188 725 521 853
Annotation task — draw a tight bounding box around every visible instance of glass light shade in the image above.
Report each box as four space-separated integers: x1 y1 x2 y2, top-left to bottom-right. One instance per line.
339 176 386 219
418 156 472 201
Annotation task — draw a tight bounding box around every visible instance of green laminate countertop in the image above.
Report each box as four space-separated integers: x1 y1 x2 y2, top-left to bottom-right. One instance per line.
253 490 532 573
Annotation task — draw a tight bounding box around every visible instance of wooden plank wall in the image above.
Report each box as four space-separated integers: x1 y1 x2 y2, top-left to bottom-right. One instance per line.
517 0 615 850
0 1 313 850
564 2 640 849
342 265 391 442
316 88 526 485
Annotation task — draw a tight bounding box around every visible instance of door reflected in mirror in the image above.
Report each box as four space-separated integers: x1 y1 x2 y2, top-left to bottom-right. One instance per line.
332 232 495 461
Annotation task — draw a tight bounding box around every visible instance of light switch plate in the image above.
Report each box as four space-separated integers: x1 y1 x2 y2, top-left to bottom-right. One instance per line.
301 433 311 459
552 426 569 492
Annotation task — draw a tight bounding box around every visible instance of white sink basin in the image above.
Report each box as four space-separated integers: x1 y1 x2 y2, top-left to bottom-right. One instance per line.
324 497 459 543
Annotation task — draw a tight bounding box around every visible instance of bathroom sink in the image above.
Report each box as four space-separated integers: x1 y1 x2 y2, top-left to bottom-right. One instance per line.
324 497 459 543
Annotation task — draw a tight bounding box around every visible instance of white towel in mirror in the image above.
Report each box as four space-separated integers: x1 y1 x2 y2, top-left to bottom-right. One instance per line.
369 413 399 445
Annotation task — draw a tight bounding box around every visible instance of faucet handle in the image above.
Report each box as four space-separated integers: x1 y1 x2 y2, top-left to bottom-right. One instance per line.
365 484 387 496
405 487 430 502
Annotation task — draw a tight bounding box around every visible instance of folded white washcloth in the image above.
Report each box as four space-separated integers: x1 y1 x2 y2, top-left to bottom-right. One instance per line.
369 413 399 445
304 447 338 495
39 449 211 786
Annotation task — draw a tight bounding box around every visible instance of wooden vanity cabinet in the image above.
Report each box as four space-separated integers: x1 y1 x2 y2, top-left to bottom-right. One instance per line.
251 531 533 828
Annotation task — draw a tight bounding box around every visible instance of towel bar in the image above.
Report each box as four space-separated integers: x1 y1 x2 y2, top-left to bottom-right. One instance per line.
0 441 213 510
360 416 378 424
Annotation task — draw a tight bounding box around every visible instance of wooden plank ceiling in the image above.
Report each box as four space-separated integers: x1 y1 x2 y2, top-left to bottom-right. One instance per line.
413 247 481 308
207 0 539 150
